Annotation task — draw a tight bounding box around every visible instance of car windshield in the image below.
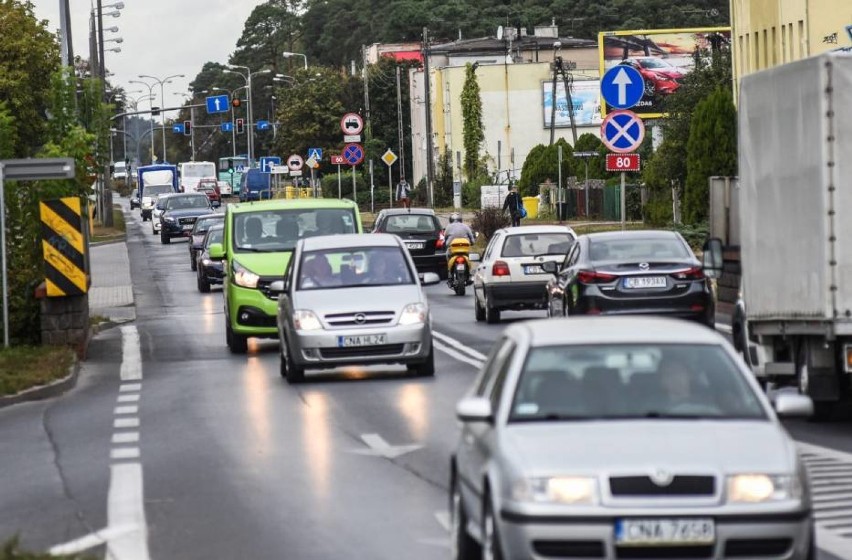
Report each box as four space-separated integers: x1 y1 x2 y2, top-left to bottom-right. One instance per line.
234 208 357 253
502 233 574 257
510 344 766 422
588 237 691 262
384 214 439 233
193 216 222 234
143 185 172 197
205 228 223 247
164 196 209 210
297 246 414 290
638 58 674 69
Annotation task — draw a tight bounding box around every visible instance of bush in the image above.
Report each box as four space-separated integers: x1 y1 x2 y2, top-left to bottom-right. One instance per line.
673 221 709 250
112 178 133 197
472 207 510 242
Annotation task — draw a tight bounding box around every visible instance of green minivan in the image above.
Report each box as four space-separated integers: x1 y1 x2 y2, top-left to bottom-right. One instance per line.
208 198 362 353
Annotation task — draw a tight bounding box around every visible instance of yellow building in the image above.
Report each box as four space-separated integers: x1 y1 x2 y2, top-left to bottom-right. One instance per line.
731 0 852 90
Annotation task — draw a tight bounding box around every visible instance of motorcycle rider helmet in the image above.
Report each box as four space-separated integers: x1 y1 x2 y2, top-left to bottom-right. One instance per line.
449 212 462 223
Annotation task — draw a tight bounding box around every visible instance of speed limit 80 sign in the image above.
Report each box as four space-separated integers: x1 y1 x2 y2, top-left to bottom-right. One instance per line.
606 153 641 172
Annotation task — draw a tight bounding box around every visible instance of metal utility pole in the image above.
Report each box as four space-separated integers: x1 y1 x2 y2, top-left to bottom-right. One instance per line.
396 66 406 181
548 53 579 146
363 45 372 142
422 27 435 207
557 144 563 224
96 0 105 82
190 106 196 161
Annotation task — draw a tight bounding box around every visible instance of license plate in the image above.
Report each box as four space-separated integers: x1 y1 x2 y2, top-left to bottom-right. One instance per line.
337 334 387 347
405 242 424 250
523 265 544 275
456 263 466 271
615 518 715 546
624 276 666 289
182 224 193 230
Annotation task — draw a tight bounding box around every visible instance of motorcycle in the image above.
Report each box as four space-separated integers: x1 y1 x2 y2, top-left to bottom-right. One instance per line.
446 238 473 296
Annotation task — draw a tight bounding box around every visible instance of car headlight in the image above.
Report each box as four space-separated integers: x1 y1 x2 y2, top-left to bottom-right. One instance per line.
164 216 176 223
232 261 260 288
726 474 800 503
512 477 598 505
293 310 322 331
398 303 427 325
201 258 212 266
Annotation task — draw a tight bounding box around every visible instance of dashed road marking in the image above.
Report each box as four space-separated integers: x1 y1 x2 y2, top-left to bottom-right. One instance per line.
111 447 141 460
118 393 140 403
112 432 140 444
115 405 139 415
114 417 140 428
120 383 142 392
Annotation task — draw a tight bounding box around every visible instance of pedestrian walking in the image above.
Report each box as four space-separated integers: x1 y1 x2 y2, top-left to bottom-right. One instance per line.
502 184 524 227
396 179 412 211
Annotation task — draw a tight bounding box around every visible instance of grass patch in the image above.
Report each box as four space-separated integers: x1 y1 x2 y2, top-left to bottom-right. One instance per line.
0 345 75 397
92 207 126 243
569 222 651 235
89 314 109 327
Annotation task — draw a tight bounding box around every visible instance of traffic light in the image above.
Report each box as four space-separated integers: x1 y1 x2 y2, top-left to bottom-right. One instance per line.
232 98 242 108
183 120 191 136
151 106 160 116
235 118 245 134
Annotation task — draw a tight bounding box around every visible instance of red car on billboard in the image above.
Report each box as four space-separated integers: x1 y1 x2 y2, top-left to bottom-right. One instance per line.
618 57 685 97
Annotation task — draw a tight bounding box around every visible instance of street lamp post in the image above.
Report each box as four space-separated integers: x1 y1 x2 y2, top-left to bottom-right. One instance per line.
282 51 308 70
139 73 185 163
224 67 271 164
204 87 240 159
129 80 158 162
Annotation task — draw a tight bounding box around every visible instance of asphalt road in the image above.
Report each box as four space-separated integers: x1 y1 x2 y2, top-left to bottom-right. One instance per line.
0 200 850 559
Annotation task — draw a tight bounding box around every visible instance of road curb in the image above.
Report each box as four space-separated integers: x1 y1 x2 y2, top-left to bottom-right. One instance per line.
0 357 80 409
90 237 127 247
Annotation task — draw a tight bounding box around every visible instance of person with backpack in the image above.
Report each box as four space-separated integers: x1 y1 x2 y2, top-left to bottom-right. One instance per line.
502 184 525 227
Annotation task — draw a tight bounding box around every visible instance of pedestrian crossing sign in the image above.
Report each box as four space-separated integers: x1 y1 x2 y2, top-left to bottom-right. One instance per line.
307 147 322 161
235 165 246 173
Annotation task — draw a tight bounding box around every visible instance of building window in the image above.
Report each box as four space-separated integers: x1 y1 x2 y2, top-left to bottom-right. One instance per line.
771 26 777 65
763 29 769 68
754 31 760 69
744 33 750 73
799 20 806 57
781 25 787 63
738 35 745 74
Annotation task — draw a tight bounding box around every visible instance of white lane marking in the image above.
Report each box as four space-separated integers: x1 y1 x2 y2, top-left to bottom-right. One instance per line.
120 325 142 381
797 442 852 559
350 433 423 459
111 447 141 460
432 330 487 361
114 417 140 428
118 393 140 403
112 432 140 444
48 524 136 555
433 340 484 370
106 463 150 560
120 383 142 392
115 405 139 415
434 510 451 532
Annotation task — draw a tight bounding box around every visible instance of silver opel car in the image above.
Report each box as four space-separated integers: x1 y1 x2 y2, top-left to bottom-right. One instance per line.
450 316 815 560
272 233 439 384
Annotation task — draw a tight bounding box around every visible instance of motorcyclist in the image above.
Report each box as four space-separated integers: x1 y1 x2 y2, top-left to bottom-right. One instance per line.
444 213 475 247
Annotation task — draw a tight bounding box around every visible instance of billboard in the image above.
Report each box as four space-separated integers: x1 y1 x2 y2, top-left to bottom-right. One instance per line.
542 80 603 128
598 27 731 118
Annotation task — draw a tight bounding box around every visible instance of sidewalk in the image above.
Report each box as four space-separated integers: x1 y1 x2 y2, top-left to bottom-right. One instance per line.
89 237 135 324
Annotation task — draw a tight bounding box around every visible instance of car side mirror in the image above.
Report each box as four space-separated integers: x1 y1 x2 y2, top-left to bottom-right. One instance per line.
772 393 814 418
456 397 493 423
469 253 481 263
208 242 225 260
541 260 558 275
268 280 285 293
702 238 723 279
421 272 441 286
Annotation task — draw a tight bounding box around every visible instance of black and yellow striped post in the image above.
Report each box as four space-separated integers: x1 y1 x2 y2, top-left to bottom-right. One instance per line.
39 197 89 297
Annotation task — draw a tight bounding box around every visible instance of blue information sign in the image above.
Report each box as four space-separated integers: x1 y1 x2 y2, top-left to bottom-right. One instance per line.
259 156 282 173
206 95 230 114
221 122 233 132
600 65 645 110
256 120 271 130
172 124 184 134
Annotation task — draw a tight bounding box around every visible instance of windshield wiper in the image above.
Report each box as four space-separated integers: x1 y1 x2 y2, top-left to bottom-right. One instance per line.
236 247 268 253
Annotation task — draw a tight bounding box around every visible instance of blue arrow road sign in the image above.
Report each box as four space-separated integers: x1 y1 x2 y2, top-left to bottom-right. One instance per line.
256 120 271 130
221 122 233 132
600 110 645 154
600 65 645 110
172 124 184 134
259 156 282 173
206 94 230 114
307 147 323 161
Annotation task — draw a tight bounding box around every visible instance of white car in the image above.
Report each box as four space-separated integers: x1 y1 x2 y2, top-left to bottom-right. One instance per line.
217 180 232 196
473 225 576 323
150 193 179 235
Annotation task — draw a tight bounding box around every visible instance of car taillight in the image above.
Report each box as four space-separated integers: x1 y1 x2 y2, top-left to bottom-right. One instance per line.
436 232 444 249
492 260 510 277
577 270 617 284
671 267 705 280
455 256 466 266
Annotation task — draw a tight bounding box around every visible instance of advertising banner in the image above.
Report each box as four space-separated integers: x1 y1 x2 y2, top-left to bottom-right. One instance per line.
542 80 603 128
598 27 731 118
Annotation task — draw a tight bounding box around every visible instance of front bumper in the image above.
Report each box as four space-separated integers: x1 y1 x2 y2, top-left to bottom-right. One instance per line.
290 323 431 369
162 221 196 238
498 508 812 560
486 281 549 311
227 283 279 337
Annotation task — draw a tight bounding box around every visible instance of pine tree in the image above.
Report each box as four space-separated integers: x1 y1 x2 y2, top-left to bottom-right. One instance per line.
461 63 484 179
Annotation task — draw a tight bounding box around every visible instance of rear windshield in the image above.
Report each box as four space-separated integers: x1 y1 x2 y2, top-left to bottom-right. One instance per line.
589 237 691 262
163 196 210 210
501 233 574 257
234 208 357 253
384 214 440 233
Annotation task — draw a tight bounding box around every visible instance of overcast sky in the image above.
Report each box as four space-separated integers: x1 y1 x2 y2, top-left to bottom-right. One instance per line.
32 0 261 108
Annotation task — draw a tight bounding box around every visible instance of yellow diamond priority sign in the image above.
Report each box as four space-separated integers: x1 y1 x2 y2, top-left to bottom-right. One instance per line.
381 149 398 167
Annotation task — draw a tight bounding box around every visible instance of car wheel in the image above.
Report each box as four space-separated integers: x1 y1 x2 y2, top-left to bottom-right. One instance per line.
190 251 197 271
160 232 170 244
226 319 248 354
197 269 211 293
485 293 501 324
474 291 485 322
482 491 504 560
282 337 305 384
408 345 435 377
450 473 481 560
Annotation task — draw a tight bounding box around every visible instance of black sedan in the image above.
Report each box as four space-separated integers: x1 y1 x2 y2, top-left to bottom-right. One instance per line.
196 225 225 293
158 193 219 245
542 230 714 325
371 208 447 278
188 213 225 271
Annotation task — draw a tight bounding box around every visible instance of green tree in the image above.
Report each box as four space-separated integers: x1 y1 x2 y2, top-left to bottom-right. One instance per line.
231 1 304 74
0 102 17 158
517 139 573 196
432 151 454 207
461 63 484 179
682 86 737 223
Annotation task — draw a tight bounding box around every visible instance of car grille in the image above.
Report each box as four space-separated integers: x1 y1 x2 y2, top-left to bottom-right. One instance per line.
319 344 405 359
724 538 792 557
533 540 604 558
616 545 713 559
324 311 395 327
609 475 715 496
179 217 197 225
